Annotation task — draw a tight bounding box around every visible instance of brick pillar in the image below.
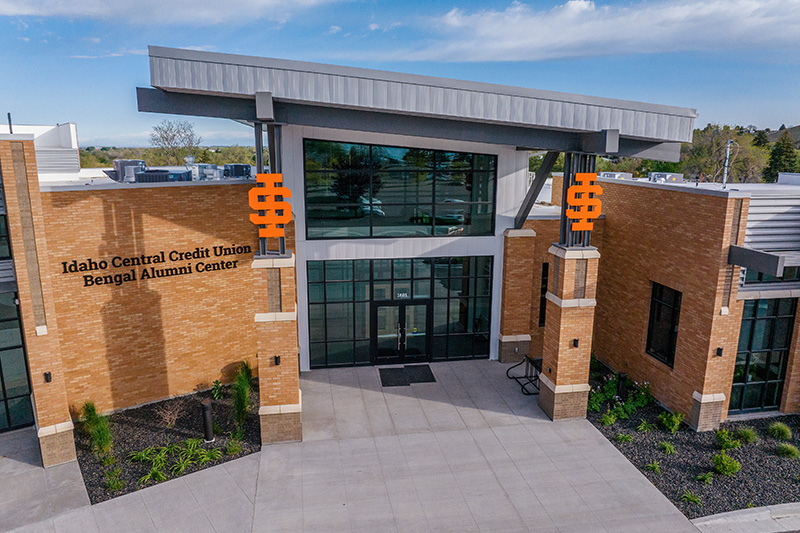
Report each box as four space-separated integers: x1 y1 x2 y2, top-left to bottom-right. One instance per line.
498 229 537 362
538 244 599 420
252 253 301 444
0 139 75 466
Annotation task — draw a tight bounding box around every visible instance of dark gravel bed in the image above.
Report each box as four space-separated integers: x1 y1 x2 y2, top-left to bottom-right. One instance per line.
74 383 261 504
588 403 800 519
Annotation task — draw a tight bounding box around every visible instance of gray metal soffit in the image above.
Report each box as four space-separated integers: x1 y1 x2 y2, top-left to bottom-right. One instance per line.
146 46 697 145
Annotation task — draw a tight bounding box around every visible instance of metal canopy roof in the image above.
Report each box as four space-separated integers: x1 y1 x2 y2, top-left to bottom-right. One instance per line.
138 46 698 161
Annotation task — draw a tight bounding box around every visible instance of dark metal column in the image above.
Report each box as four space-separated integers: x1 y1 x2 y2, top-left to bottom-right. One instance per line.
255 122 267 257
266 124 286 256
559 152 597 248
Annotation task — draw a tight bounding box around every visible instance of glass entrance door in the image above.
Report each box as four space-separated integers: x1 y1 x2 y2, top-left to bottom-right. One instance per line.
373 302 429 365
730 298 796 414
0 293 34 432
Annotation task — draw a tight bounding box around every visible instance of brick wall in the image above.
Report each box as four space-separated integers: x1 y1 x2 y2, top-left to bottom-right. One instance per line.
592 180 748 421
39 184 264 414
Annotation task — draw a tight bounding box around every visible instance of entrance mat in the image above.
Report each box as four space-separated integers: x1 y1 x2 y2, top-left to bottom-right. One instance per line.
404 364 436 384
379 367 410 387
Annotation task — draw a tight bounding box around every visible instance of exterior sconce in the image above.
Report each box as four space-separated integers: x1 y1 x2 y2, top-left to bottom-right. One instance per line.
716 347 723 357
572 339 579 348
275 355 281 366
44 372 52 383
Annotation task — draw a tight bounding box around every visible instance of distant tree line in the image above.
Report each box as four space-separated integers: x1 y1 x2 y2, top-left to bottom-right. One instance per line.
529 123 800 184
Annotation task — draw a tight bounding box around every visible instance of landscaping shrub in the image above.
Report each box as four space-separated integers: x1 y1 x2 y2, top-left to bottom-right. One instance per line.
239 360 253 383
587 374 653 419
600 410 617 426
81 401 112 455
768 422 793 441
735 427 758 445
614 433 633 443
645 461 661 475
659 441 675 455
696 472 714 485
658 411 684 434
680 491 702 506
713 452 742 476
211 380 224 400
637 419 656 432
232 363 252 430
776 443 800 459
716 429 742 451
226 439 243 456
153 399 185 428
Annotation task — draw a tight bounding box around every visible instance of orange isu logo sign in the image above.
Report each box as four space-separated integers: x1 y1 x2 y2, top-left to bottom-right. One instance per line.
249 173 292 238
566 173 603 231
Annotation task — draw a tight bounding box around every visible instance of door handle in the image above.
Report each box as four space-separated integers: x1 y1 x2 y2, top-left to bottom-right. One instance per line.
397 322 401 350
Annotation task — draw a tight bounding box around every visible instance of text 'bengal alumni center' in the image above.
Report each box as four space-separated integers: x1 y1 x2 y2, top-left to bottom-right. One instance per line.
2 46 799 468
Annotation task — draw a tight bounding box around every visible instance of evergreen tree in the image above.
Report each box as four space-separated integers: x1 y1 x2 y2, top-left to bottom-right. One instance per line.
752 130 769 148
764 131 799 182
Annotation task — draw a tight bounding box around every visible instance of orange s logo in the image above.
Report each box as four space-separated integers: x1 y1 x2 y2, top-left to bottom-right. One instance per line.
566 173 603 232
249 173 292 238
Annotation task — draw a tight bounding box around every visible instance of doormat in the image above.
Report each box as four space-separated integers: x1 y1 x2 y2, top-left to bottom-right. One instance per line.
379 367 409 387
404 364 436 384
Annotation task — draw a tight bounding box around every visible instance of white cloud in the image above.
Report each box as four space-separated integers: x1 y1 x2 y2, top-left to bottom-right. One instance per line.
83 36 101 43
0 0 337 24
70 48 147 59
17 36 28 41
326 25 341 34
393 0 800 61
368 23 380 31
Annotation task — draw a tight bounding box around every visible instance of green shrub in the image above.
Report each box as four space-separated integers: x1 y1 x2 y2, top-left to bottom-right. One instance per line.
232 364 252 430
212 421 223 435
615 433 633 443
170 456 194 475
637 419 656 432
696 472 714 485
239 360 253 383
81 401 112 455
735 427 758 445
161 441 181 457
776 443 800 459
105 477 124 492
658 411 684 434
226 439 243 456
101 455 116 466
645 461 661 475
768 422 793 441
211 379 224 400
713 452 742 476
197 448 223 466
680 491 702 505
716 429 742 451
128 447 156 463
600 410 617 426
139 466 168 485
659 441 675 455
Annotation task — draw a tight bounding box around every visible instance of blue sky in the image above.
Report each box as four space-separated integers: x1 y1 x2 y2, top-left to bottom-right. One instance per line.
2 0 799 146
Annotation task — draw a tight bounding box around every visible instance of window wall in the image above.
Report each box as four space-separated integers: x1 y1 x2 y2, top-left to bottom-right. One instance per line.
307 256 493 367
0 293 33 432
744 267 800 285
646 282 682 367
304 140 497 239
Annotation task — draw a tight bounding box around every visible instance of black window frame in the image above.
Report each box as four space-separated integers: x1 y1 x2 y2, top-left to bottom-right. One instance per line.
303 139 498 240
645 282 682 367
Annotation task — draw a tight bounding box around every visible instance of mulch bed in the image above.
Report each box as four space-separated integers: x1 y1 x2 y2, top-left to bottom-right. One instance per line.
587 378 800 519
74 382 261 504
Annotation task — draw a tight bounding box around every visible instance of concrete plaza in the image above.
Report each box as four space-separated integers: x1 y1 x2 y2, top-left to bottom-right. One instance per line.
3 360 696 532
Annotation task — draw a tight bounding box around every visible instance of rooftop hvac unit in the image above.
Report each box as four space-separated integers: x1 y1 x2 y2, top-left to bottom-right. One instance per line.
598 172 633 180
648 172 684 183
113 159 145 183
224 164 252 178
134 169 192 183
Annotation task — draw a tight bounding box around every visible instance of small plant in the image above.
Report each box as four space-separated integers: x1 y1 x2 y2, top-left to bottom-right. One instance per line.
104 467 122 479
232 362 252 431
239 360 253 383
645 461 662 475
170 456 194 475
150 449 169 470
180 438 204 461
716 429 742 451
154 399 185 428
615 433 633 444
713 451 742 476
768 422 793 441
211 380 224 400
139 466 168 485
161 441 182 457
658 411 684 434
696 472 714 485
128 447 156 463
212 421 223 435
658 441 675 455
747 503 755 509
106 477 124 492
81 401 113 455
600 410 617 427
637 419 656 432
680 491 702 506
776 443 800 459
197 448 223 466
226 439 243 456
794 473 800 483
735 426 758 445
101 454 116 466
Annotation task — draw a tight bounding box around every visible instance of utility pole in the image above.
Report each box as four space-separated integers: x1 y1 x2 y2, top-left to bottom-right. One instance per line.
722 139 733 189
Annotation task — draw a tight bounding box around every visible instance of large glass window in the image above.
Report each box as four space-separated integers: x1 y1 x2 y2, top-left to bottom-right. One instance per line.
304 140 497 239
307 256 492 367
744 267 800 285
646 282 682 367
730 298 796 413
0 293 33 432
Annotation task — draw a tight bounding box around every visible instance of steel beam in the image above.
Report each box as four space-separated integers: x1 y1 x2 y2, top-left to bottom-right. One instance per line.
514 151 560 229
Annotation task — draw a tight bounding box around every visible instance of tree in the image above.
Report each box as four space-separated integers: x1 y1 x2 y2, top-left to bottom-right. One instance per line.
149 120 203 165
752 130 769 148
763 130 799 182
681 124 768 183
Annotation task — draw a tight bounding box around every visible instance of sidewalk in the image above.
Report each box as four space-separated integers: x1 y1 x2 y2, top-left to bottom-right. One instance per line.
693 503 800 533
4 360 697 532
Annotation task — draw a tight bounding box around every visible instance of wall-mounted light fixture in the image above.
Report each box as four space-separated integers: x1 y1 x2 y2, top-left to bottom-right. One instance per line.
275 355 281 366
44 371 52 383
572 339 579 348
715 347 723 357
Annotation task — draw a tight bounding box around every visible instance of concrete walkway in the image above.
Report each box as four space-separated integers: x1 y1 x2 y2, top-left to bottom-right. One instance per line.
4 360 696 532
693 503 800 533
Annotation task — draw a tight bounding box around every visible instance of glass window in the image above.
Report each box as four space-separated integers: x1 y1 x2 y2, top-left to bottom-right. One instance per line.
744 267 800 285
0 217 9 260
304 140 496 239
646 282 682 366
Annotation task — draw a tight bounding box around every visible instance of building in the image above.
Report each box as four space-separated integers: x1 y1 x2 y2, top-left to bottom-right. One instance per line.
2 47 798 469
